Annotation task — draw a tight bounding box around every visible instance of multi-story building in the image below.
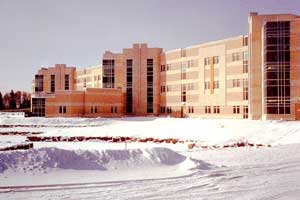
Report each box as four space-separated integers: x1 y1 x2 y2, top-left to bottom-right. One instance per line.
248 12 300 120
31 12 300 120
160 35 249 118
75 65 102 90
31 64 123 117
102 44 162 115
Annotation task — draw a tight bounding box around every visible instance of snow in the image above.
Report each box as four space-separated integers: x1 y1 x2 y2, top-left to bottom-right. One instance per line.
38 118 300 146
1 115 300 199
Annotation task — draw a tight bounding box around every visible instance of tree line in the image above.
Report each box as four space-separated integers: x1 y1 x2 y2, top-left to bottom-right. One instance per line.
0 90 31 110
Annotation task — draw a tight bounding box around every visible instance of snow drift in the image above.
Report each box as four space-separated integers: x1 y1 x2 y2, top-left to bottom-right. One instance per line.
0 147 206 174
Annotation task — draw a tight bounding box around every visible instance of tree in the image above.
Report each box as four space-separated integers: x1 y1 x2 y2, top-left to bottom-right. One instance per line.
20 92 31 108
0 92 4 110
9 90 16 109
3 93 10 109
15 91 22 109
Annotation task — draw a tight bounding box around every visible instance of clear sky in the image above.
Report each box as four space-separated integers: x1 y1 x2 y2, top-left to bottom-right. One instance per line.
0 0 299 93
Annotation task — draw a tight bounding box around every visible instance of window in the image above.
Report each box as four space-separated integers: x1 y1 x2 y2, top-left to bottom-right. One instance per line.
213 81 219 89
232 52 241 62
205 106 211 114
204 57 210 66
182 91 186 102
213 106 220 114
181 62 187 80
243 106 248 119
65 74 69 90
50 75 55 93
166 85 172 92
188 106 194 113
233 106 240 114
181 49 186 57
188 60 197 68
126 59 133 113
35 75 44 92
161 65 166 72
232 79 240 88
213 56 219 64
147 59 154 113
264 21 291 115
84 78 87 88
102 59 115 88
243 51 249 73
91 106 98 114
161 86 166 93
204 82 210 90
32 98 45 117
167 107 172 114
243 36 248 46
59 106 66 114
111 106 117 113
160 107 166 113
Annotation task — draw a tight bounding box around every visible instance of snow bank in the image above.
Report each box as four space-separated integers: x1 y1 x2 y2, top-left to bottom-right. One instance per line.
39 118 300 146
0 147 196 174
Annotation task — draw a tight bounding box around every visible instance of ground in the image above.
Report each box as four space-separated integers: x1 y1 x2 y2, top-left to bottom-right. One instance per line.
0 114 300 199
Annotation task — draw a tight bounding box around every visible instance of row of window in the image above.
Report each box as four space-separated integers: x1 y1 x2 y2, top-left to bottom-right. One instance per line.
204 56 219 66
204 81 219 90
205 106 220 114
161 60 198 72
160 106 195 114
160 106 246 115
58 106 118 114
230 78 248 88
161 83 198 93
36 74 70 93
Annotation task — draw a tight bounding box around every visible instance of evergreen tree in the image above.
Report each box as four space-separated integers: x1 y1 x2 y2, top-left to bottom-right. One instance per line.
9 90 16 109
0 92 4 110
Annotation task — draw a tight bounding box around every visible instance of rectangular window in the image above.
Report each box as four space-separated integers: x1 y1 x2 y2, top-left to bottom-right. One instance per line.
233 106 240 114
160 107 166 113
50 75 55 93
188 106 194 113
232 79 240 88
243 51 249 73
31 98 45 117
181 91 186 102
205 106 211 114
213 106 220 114
59 106 66 114
102 59 115 88
65 74 69 90
35 75 44 92
91 106 97 114
243 36 248 46
264 21 291 115
166 85 172 92
84 78 87 88
126 59 133 113
213 81 219 89
167 107 172 114
204 82 210 90
213 56 219 64
111 106 117 113
147 59 154 113
160 65 165 72
204 57 210 66
181 49 186 57
243 106 248 119
232 52 241 62
161 86 166 93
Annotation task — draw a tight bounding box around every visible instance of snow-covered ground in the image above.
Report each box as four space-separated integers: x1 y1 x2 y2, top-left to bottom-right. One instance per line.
1 114 300 199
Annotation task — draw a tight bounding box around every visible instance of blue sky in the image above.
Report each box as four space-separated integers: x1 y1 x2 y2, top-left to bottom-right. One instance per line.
0 0 299 92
